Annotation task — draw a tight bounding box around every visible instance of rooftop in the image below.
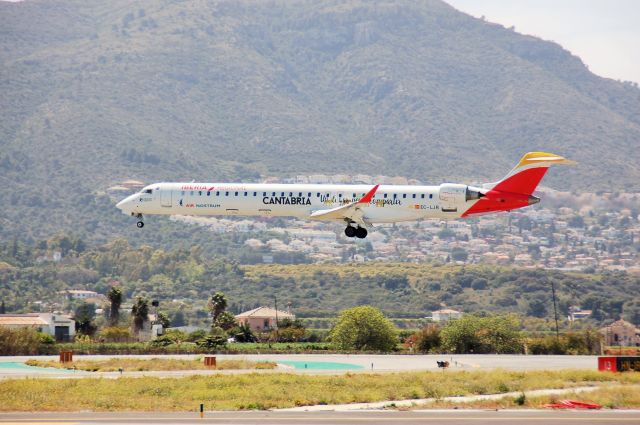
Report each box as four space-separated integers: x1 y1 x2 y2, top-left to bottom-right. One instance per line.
0 314 48 326
236 306 295 319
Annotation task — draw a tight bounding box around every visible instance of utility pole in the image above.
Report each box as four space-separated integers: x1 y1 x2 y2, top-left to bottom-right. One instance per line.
550 280 559 340
274 295 279 343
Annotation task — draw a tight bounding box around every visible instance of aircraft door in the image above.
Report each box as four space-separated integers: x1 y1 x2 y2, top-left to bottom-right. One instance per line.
161 188 172 207
439 183 466 213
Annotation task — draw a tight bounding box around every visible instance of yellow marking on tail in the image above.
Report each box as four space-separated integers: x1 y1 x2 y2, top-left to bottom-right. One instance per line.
516 152 576 168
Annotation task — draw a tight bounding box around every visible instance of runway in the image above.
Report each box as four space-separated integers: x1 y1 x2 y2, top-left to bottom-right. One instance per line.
1 410 639 425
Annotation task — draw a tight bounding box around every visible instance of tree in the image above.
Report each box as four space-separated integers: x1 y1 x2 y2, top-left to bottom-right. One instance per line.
0 300 5 314
451 247 468 262
207 292 228 323
131 296 149 333
74 303 97 337
439 315 483 353
329 305 397 352
107 286 123 326
214 311 237 331
233 322 256 343
197 326 227 351
275 318 306 342
414 324 441 353
171 310 186 327
477 315 522 354
156 311 171 328
440 314 522 354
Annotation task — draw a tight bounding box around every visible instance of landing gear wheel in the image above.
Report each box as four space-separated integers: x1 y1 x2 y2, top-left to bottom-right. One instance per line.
355 227 368 239
136 221 144 228
344 226 356 238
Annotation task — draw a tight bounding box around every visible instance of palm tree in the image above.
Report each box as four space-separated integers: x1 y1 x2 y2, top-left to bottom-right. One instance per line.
207 292 227 323
131 296 149 334
107 286 123 326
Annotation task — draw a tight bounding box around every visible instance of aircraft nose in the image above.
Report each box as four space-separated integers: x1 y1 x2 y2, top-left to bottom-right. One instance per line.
116 194 135 211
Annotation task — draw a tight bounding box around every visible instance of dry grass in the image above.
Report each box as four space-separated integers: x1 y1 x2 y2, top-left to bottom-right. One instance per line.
427 384 640 409
25 358 276 372
1 369 639 412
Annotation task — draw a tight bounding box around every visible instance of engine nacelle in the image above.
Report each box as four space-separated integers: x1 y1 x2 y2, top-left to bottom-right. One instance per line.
438 184 485 204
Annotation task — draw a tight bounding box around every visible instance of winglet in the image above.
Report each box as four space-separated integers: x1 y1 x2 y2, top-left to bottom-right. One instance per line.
359 184 379 204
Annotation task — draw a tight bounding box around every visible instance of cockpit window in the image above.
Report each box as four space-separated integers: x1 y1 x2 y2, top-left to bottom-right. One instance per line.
144 189 152 194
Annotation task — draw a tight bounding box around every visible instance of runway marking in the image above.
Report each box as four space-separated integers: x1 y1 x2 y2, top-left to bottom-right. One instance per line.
1 416 639 423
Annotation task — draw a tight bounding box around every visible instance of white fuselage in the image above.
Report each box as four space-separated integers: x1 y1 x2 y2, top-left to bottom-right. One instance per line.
117 182 477 223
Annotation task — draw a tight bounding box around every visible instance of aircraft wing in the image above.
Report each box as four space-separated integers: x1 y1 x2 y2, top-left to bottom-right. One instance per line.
309 185 379 227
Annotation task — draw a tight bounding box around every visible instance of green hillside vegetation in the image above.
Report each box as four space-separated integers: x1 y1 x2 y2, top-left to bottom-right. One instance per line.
1 0 640 240
1 237 638 327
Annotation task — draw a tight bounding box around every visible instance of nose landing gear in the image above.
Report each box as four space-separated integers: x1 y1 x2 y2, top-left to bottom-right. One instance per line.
133 213 144 228
345 225 367 239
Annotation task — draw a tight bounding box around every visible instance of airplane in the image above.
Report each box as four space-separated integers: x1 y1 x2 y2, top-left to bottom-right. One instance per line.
116 152 573 239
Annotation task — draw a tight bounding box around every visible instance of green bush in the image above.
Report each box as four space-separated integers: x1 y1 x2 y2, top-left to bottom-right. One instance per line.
38 332 56 345
0 327 41 355
329 305 397 352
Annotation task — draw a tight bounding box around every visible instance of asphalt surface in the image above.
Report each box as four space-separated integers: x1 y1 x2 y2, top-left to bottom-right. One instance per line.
1 410 639 425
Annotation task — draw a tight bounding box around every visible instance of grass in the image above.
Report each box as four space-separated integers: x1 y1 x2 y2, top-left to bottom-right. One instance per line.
24 358 277 372
1 369 639 411
426 385 640 409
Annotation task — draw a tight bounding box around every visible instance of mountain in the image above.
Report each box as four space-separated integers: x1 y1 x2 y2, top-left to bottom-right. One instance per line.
1 0 640 240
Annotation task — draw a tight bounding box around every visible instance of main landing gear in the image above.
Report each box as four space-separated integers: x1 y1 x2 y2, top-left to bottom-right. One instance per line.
133 213 144 228
345 225 367 239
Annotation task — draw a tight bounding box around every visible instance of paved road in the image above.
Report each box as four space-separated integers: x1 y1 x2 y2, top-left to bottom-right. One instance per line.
1 410 639 425
0 354 598 380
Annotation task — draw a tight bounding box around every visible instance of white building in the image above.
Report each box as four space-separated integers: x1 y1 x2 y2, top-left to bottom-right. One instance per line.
61 289 100 300
0 313 75 341
432 309 463 322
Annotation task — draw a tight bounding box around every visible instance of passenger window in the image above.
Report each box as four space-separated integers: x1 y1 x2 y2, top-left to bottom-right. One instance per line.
317 193 320 197
199 191 202 196
384 194 388 199
263 192 267 196
281 192 285 196
308 192 311 197
429 194 433 199
216 191 219 196
207 191 210 196
289 192 293 197
339 193 342 198
421 194 425 199
352 193 356 198
225 192 229 196
234 192 238 196
244 192 248 197
272 192 276 196
253 192 257 196
412 194 416 199
393 194 397 200
298 192 302 197
402 194 407 199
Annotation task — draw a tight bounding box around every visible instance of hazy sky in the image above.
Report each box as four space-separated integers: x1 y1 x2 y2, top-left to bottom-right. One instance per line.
447 0 640 83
